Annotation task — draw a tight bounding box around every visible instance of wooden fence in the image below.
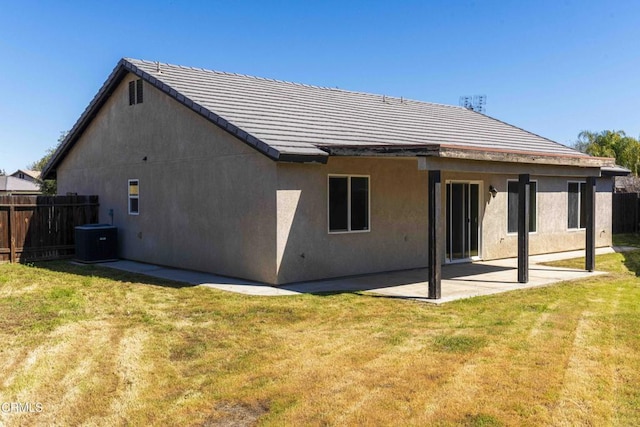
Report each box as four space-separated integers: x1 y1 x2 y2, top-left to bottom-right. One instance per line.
612 193 639 234
0 195 99 263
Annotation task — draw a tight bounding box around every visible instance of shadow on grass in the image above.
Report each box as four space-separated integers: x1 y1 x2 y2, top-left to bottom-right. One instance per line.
613 233 640 276
613 233 640 248
31 259 197 289
622 250 640 276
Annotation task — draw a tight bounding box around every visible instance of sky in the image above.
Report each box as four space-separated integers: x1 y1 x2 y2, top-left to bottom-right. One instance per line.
0 0 639 173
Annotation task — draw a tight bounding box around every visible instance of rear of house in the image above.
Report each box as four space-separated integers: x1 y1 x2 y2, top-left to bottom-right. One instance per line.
44 58 616 287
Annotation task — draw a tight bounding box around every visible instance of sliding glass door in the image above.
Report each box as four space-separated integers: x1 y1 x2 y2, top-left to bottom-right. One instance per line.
446 182 480 262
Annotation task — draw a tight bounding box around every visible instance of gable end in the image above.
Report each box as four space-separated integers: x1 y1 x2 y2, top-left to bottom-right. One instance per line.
119 60 306 162
43 58 325 180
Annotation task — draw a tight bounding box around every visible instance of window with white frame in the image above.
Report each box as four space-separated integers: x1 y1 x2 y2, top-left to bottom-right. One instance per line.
507 180 537 233
128 179 139 215
568 181 586 229
328 175 369 233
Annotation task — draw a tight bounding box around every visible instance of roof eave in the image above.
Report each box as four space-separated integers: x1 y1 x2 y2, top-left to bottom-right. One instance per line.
277 153 328 164
601 166 632 177
438 145 615 168
320 144 441 157
319 143 614 168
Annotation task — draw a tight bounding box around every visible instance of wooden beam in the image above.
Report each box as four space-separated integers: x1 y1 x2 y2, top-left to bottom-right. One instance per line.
518 174 530 283
585 177 596 272
428 170 442 299
438 146 614 167
418 157 602 178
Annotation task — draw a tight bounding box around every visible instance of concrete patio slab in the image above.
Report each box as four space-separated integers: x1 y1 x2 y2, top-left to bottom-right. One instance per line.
97 246 637 303
99 260 300 296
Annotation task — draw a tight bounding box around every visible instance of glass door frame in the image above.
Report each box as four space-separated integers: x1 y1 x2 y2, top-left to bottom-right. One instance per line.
445 180 483 264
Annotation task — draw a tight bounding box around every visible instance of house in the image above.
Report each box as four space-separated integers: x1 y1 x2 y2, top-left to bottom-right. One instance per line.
0 173 41 195
42 58 618 296
10 169 41 184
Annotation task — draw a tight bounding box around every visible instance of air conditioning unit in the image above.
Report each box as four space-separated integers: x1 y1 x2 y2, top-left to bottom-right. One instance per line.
75 224 118 263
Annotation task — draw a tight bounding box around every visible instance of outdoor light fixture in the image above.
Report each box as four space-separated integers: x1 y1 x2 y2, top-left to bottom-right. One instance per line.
489 185 498 198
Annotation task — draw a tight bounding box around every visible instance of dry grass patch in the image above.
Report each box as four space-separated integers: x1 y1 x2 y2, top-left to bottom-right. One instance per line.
0 249 639 425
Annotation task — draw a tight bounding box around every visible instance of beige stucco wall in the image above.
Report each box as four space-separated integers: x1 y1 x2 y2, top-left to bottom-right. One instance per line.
55 73 615 285
444 173 613 260
276 162 613 284
57 73 278 283
276 157 428 284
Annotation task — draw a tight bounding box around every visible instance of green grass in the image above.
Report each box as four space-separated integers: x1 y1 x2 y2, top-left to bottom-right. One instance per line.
614 232 640 248
433 335 486 353
1 244 640 426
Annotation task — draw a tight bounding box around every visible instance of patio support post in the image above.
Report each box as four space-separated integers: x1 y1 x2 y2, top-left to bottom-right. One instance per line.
428 170 442 299
585 176 596 272
518 174 530 283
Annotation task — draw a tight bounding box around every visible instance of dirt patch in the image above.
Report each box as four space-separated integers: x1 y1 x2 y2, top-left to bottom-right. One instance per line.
202 401 269 427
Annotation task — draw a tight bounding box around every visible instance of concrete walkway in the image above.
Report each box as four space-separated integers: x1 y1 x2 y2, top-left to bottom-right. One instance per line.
99 246 635 304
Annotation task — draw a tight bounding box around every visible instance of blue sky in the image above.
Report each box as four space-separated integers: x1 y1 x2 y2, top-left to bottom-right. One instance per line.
1 0 638 173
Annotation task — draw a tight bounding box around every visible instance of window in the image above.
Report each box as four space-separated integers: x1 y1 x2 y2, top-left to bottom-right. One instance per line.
507 180 537 233
568 182 587 229
328 175 369 233
128 79 143 105
128 179 139 215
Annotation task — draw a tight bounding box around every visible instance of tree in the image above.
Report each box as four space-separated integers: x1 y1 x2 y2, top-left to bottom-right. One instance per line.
28 131 68 195
573 130 640 176
0 169 5 176
28 146 58 172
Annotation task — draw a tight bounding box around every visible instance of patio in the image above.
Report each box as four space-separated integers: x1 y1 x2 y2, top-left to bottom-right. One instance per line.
99 246 633 304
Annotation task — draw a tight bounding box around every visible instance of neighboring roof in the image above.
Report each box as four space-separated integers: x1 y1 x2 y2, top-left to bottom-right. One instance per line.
614 175 640 193
0 176 41 193
11 169 41 180
43 58 614 179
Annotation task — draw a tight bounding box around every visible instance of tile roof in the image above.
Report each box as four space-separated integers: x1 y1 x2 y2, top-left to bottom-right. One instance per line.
126 58 594 161
43 57 612 179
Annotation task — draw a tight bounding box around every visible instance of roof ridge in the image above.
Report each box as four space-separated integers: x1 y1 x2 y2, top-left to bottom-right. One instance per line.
124 58 461 110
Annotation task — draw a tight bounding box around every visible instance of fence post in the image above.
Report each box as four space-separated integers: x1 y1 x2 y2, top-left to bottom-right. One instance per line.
9 203 15 263
636 194 639 233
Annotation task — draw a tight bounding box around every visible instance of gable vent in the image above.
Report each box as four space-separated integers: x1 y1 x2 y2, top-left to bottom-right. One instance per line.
128 81 136 105
129 79 143 105
136 79 143 103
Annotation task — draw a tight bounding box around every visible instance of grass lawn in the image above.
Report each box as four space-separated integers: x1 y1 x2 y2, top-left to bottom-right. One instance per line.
1 242 640 426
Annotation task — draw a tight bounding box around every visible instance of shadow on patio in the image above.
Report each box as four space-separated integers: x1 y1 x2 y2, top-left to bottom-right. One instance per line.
90 247 632 303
